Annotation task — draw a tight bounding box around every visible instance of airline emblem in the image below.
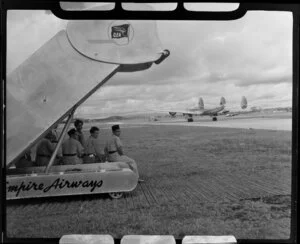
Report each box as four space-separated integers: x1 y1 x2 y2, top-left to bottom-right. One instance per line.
108 21 134 45
111 24 130 39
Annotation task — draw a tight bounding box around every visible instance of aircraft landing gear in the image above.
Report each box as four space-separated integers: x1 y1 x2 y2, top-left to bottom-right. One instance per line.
212 117 217 121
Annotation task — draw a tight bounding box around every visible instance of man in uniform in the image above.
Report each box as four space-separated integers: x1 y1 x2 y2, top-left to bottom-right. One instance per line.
74 119 85 148
35 131 57 166
15 149 34 168
84 126 106 163
51 123 60 143
62 128 84 165
50 123 63 164
105 124 144 182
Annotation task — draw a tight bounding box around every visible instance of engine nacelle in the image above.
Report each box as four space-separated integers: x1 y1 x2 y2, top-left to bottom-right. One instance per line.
169 112 176 117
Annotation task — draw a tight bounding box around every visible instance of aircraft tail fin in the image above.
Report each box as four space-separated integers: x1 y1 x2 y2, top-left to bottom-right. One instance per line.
198 97 204 111
241 96 247 109
220 97 226 106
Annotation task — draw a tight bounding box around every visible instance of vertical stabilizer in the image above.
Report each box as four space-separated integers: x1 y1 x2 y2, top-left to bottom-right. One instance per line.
220 97 226 106
241 96 247 109
198 97 204 110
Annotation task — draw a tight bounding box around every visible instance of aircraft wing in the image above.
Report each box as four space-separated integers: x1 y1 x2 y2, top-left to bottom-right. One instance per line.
7 30 119 166
224 96 249 116
170 110 204 115
147 109 204 116
225 112 240 117
6 17 169 167
225 110 254 117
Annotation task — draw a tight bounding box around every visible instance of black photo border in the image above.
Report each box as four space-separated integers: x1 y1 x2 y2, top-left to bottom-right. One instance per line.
0 1 299 244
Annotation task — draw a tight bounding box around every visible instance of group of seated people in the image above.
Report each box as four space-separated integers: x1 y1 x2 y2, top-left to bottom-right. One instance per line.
15 119 106 168
14 119 143 182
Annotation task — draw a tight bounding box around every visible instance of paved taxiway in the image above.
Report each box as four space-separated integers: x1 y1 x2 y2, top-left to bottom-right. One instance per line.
116 113 293 131
156 117 292 131
84 112 292 132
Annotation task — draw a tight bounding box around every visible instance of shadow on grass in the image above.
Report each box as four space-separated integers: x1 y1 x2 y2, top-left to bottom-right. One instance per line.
7 193 111 206
242 194 291 205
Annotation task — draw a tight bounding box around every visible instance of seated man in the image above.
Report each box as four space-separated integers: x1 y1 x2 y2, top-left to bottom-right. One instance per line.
105 124 144 182
51 124 59 143
74 119 85 147
50 124 63 163
83 126 106 163
62 128 84 165
35 131 57 166
15 149 34 168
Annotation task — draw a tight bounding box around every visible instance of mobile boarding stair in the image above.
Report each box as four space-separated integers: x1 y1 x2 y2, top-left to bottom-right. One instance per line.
6 6 169 200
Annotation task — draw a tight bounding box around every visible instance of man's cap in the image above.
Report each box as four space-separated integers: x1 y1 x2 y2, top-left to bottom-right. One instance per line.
74 119 83 126
45 131 54 140
90 126 100 134
112 125 120 131
68 128 77 136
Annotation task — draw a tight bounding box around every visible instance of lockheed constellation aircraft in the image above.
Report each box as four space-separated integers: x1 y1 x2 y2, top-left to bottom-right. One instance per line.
168 97 226 122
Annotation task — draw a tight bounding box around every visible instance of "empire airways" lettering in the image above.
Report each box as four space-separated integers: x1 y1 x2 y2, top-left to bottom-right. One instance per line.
7 178 103 197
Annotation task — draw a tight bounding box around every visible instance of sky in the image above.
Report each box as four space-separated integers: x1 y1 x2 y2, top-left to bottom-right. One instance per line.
7 3 293 119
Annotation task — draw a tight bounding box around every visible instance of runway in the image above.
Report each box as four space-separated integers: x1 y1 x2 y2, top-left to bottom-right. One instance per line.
110 112 292 132
82 112 292 132
155 117 292 131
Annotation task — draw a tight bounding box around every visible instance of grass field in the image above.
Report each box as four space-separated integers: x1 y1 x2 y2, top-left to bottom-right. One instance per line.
6 124 292 239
